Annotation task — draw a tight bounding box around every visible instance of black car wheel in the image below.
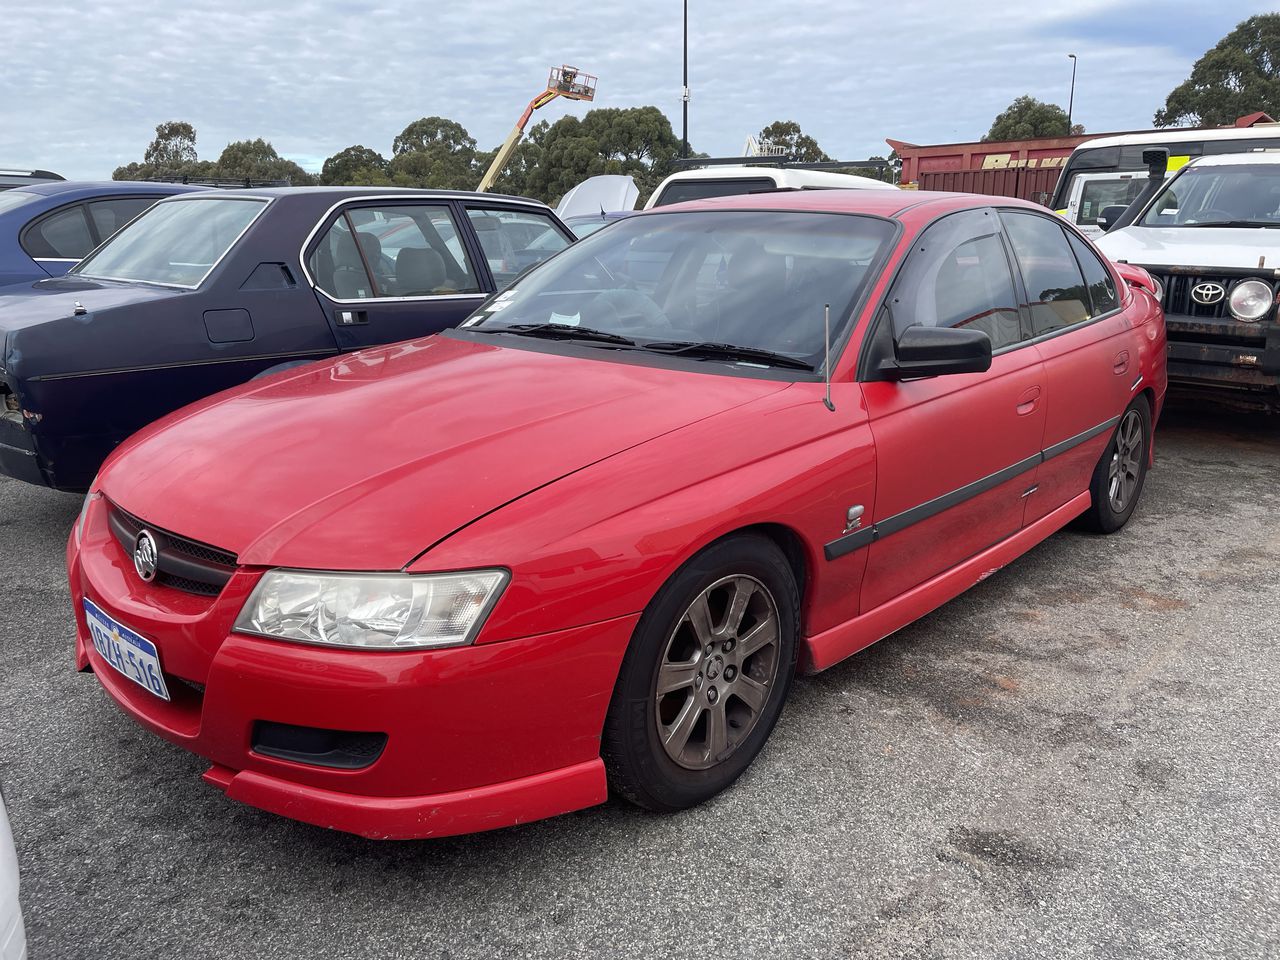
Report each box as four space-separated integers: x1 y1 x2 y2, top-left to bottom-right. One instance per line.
602 534 799 812
1080 395 1151 533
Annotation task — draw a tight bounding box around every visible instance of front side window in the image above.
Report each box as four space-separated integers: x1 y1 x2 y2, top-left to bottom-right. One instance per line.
885 208 1023 351
466 209 570 291
465 210 894 371
1001 211 1090 336
1138 162 1280 227
23 205 93 259
73 197 266 287
309 205 481 300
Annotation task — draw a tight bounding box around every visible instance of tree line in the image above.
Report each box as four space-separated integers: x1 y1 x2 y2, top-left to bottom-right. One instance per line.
113 15 1280 201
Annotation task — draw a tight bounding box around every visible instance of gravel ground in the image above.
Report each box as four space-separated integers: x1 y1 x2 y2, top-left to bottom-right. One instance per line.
1 403 1277 960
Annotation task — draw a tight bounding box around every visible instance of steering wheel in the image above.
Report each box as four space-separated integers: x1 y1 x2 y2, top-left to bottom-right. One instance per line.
588 288 671 332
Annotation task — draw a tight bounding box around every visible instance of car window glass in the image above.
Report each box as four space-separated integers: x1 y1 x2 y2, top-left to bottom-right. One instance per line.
1002 211 1091 336
311 206 481 299
886 208 1023 351
651 178 776 207
24 205 94 259
1139 163 1280 227
1066 232 1119 315
1077 179 1144 227
88 198 156 242
467 209 570 290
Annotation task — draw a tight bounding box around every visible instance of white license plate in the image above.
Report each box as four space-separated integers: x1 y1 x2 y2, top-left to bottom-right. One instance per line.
84 599 171 701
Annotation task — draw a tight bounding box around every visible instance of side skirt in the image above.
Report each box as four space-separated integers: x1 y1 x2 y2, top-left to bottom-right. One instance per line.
803 490 1092 673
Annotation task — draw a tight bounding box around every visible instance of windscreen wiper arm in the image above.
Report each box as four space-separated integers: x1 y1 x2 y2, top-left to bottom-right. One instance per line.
481 323 638 346
641 340 814 370
1184 220 1277 228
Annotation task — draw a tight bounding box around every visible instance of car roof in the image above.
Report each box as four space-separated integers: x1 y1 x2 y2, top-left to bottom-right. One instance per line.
1075 125 1280 150
641 188 1046 221
1183 151 1280 168
15 180 206 198
653 166 897 190
168 185 555 210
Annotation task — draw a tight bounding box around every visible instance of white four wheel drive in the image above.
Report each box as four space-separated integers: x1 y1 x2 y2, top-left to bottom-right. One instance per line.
0 794 24 960
1096 152 1280 410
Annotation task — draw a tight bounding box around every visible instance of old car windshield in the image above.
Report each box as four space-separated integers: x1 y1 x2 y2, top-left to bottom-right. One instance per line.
1139 163 1280 227
72 197 267 286
465 210 894 368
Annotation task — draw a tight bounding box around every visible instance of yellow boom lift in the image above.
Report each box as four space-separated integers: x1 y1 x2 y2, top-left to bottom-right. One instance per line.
477 65 597 192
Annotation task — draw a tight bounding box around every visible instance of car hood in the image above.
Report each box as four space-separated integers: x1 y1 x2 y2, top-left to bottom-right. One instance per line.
100 334 792 570
1096 225 1280 270
0 275 180 332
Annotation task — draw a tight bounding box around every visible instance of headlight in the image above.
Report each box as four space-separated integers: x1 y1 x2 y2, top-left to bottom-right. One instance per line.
1148 276 1164 302
234 569 509 650
75 483 99 541
1229 279 1274 322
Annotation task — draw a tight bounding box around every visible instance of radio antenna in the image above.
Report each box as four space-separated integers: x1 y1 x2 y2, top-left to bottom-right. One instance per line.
822 303 835 412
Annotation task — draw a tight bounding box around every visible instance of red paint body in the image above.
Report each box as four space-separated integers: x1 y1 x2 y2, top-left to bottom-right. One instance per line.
67 191 1167 839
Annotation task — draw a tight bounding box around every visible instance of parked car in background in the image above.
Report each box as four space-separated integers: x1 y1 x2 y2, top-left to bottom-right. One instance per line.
645 165 898 208
0 168 62 191
0 791 25 960
0 187 573 491
1096 152 1280 409
1061 171 1146 239
68 189 1165 840
0 181 204 286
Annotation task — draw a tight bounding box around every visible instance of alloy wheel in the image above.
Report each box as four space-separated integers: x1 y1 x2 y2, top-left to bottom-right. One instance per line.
1107 409 1144 513
654 575 781 770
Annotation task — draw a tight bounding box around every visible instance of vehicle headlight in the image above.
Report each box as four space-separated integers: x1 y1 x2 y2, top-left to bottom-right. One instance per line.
234 569 509 650
1229 279 1274 322
75 483 99 542
1148 276 1163 302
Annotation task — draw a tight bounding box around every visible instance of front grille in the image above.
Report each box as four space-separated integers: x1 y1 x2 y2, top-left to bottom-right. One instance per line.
108 503 238 597
1146 270 1279 323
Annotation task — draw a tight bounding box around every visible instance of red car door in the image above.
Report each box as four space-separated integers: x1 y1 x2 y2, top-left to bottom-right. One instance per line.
857 208 1046 613
999 210 1136 524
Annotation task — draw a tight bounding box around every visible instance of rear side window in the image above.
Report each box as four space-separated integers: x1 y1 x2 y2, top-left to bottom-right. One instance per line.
309 204 481 300
1066 232 1119 315
651 178 776 207
886 208 1024 351
1001 211 1090 336
87 197 155 241
23 205 94 259
466 209 570 291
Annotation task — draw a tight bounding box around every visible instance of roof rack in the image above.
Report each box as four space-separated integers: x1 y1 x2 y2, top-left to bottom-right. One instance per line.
0 168 65 180
670 155 890 171
139 175 293 188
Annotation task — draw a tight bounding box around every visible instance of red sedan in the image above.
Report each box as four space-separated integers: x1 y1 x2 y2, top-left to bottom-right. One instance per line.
66 190 1166 839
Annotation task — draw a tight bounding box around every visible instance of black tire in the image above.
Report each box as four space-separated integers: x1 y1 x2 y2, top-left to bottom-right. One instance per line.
1079 394 1151 533
602 534 799 812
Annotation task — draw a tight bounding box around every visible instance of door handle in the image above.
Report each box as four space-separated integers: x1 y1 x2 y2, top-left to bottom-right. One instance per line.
335 309 369 326
1016 385 1041 416
1113 350 1130 374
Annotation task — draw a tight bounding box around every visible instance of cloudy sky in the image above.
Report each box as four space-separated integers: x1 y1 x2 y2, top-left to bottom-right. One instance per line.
1 0 1272 179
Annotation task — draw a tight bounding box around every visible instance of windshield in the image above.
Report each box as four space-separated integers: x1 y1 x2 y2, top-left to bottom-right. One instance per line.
464 210 894 369
651 178 777 207
0 191 38 216
72 197 267 286
1139 163 1280 227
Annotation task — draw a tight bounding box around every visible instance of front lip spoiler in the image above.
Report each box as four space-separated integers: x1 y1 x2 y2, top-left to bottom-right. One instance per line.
201 758 607 840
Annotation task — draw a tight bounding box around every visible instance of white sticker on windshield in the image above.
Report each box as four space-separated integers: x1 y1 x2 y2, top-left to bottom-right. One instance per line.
548 312 582 327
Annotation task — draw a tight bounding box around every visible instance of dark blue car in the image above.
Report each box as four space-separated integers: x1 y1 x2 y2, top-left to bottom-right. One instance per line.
0 181 203 286
0 187 573 490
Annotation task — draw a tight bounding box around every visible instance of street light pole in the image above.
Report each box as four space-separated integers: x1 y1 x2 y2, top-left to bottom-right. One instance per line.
1067 53 1078 135
682 0 689 158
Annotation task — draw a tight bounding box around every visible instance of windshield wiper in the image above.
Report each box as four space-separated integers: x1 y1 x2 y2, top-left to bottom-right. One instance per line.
479 322 637 346
1182 220 1277 229
641 340 814 370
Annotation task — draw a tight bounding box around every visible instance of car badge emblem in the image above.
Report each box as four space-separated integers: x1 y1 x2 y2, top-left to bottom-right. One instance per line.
133 530 159 583
1191 281 1226 305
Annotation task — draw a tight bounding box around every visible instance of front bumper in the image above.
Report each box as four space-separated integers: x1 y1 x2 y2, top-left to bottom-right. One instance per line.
67 497 637 840
0 412 44 487
1164 314 1280 394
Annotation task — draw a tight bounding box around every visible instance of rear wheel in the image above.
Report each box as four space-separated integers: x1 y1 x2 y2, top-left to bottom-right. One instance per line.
602 535 799 812
1080 395 1151 533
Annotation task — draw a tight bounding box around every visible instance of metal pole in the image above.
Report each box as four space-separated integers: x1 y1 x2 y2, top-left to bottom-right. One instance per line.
682 0 689 158
1067 54 1077 135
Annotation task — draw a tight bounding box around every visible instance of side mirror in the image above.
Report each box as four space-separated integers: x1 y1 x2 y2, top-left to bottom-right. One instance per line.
1097 205 1128 233
880 324 992 380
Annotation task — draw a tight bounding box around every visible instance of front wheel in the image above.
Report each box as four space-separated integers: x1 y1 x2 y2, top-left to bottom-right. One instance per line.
1080 395 1151 533
602 535 799 812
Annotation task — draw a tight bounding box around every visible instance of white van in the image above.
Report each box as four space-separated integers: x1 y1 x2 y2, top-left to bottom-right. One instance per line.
1064 171 1146 238
645 166 897 209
